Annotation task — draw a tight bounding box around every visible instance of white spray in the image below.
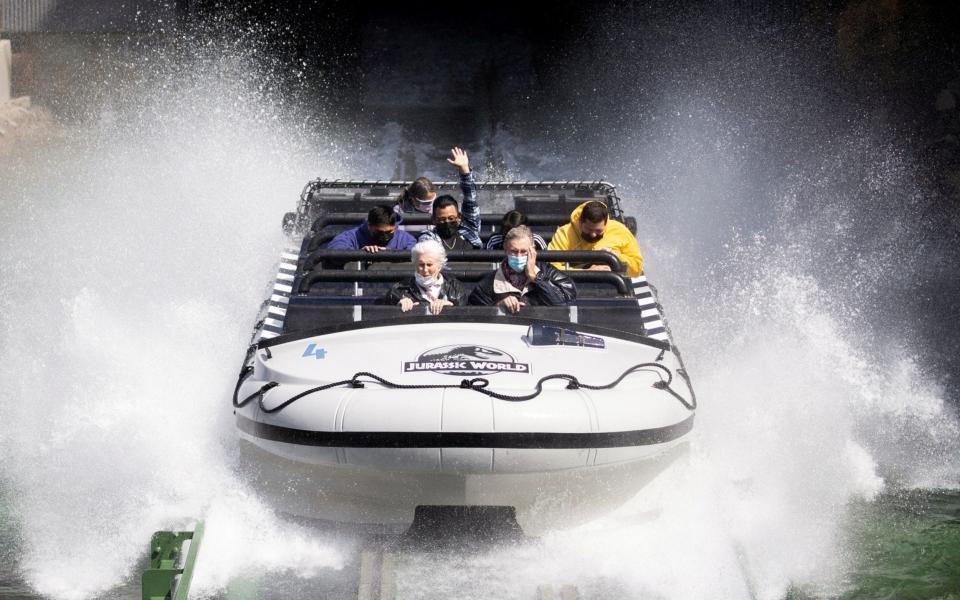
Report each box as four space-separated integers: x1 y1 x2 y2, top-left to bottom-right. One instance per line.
1 21 958 600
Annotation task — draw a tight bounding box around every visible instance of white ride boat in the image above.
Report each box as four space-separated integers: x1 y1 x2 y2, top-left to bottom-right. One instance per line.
234 180 696 534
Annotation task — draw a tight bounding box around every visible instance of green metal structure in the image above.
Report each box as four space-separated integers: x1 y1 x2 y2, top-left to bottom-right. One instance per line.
142 522 204 600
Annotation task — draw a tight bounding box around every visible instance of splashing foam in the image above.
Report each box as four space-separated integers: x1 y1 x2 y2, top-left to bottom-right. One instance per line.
2 19 958 600
382 97 960 597
386 232 956 600
627 215 958 598
0 31 350 599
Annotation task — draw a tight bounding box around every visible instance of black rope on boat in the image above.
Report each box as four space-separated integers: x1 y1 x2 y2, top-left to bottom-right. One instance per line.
258 372 471 414
233 365 281 409
232 366 255 408
674 368 698 410
236 363 695 413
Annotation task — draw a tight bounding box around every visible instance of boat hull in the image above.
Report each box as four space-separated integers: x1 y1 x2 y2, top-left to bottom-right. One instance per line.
234 322 695 533
237 433 690 535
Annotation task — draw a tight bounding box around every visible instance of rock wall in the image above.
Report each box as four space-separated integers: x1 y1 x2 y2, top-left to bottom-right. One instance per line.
0 38 57 156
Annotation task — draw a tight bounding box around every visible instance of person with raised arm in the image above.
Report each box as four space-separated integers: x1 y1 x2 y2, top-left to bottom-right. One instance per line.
418 147 482 251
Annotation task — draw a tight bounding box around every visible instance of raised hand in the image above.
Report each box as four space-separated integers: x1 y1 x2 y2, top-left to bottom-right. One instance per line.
446 147 470 174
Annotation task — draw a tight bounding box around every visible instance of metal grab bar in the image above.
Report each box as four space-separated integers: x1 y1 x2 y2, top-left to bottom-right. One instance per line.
301 250 625 273
305 179 618 192
298 269 631 295
309 212 574 234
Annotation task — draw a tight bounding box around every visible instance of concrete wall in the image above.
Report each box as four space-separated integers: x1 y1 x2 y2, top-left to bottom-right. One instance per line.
1 0 177 33
3 32 161 122
0 39 10 102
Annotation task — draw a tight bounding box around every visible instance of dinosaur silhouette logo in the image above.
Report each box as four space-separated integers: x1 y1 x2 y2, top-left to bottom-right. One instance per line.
404 345 530 376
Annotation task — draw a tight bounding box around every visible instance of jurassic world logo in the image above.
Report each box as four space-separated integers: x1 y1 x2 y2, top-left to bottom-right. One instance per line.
404 345 530 376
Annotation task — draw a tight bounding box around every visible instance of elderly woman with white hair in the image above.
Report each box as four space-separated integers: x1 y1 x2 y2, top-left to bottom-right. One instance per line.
381 240 467 314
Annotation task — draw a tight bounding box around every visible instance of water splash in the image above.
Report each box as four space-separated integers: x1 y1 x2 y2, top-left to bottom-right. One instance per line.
1 9 958 600
0 27 350 599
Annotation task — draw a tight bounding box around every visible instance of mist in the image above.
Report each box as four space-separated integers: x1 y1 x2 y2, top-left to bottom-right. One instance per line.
1 3 958 599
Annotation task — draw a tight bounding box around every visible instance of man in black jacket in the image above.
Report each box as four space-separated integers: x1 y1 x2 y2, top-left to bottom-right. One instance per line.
468 226 576 313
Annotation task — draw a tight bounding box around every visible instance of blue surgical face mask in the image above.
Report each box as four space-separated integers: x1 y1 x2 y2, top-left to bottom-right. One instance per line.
506 255 528 272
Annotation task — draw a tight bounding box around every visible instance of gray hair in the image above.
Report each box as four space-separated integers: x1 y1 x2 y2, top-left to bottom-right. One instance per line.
503 224 534 246
411 239 447 265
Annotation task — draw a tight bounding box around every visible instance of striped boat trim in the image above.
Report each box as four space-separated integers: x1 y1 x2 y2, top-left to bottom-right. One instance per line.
631 275 669 341
262 324 284 336
258 244 301 340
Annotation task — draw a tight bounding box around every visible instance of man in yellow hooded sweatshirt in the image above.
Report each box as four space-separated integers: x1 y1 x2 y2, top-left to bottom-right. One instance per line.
547 200 644 277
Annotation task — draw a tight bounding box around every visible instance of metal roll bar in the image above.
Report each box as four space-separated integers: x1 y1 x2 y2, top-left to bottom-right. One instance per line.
293 179 627 232
298 269 631 295
304 179 618 193
305 214 573 252
309 212 573 233
300 250 626 274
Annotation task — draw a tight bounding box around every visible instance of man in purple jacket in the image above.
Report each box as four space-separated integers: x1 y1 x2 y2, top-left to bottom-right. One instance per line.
326 205 417 252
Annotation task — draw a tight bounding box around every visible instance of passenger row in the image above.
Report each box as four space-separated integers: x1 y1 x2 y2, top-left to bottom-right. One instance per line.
382 228 574 315
322 147 644 281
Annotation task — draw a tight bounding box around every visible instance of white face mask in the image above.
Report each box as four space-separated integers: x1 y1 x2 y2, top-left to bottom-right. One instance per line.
415 271 438 287
414 195 436 214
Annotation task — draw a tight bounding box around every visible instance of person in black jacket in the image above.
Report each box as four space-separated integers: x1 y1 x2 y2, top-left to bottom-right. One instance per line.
381 240 467 315
468 225 576 313
485 210 548 250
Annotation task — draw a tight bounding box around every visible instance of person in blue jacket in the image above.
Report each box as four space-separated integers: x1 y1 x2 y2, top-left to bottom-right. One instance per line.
327 205 417 252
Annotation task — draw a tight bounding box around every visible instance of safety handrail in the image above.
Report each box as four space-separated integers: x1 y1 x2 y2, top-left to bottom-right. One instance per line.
309 212 574 234
297 269 631 295
305 179 618 192
308 227 553 249
301 249 625 273
293 179 627 237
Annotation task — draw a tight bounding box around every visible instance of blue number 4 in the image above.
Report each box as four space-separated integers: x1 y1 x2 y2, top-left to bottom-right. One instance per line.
302 343 327 360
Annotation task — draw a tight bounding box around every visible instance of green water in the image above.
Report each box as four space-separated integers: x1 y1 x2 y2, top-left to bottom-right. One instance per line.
1 490 958 599
837 491 960 600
